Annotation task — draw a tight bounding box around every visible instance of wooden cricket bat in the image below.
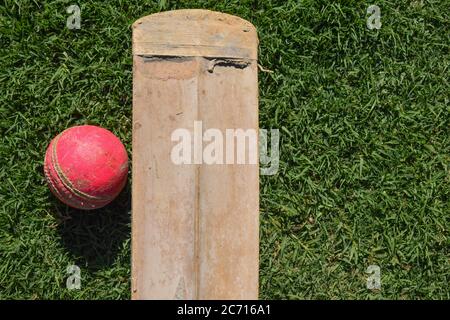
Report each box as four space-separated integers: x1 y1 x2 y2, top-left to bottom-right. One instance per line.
131 9 259 300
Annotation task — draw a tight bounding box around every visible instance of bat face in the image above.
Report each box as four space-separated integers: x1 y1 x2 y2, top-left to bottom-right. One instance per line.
132 9 259 300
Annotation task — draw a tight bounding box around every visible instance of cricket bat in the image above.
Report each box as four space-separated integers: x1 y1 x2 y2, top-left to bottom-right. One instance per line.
131 9 259 299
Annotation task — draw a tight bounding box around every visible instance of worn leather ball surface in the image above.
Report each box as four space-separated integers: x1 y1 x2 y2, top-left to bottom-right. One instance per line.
44 125 128 210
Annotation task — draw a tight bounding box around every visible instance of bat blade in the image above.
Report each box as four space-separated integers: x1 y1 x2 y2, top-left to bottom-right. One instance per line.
132 9 259 300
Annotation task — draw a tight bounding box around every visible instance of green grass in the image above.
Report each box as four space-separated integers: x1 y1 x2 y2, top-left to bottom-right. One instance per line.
0 0 448 299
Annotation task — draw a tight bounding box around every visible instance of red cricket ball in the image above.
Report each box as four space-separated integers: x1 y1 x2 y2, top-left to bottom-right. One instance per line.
44 125 129 210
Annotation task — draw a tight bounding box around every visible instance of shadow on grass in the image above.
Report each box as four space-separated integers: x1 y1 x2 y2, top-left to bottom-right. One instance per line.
54 180 131 271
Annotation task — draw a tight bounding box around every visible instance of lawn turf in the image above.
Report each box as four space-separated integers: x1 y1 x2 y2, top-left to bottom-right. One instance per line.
0 0 449 299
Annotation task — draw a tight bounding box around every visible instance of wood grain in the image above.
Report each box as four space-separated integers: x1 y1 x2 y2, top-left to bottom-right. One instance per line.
132 9 259 300
133 9 258 59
